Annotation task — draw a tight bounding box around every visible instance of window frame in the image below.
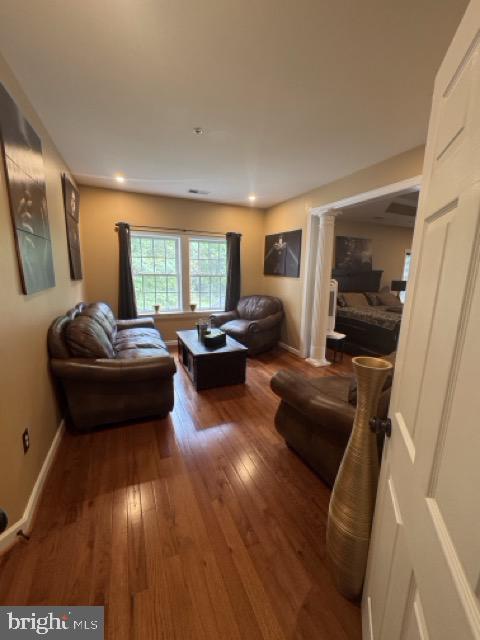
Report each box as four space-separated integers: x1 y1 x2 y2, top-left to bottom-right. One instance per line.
131 230 227 315
188 236 228 312
131 231 183 313
400 249 412 303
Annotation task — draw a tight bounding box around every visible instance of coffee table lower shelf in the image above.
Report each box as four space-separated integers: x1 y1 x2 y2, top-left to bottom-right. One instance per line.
177 329 248 391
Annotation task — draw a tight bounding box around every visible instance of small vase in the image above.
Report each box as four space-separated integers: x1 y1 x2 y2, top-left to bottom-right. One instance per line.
154 304 160 314
190 303 197 312
326 356 393 600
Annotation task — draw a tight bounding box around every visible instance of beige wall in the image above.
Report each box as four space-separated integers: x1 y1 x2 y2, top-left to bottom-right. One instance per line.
334 220 413 290
79 186 266 339
263 146 425 350
0 54 84 526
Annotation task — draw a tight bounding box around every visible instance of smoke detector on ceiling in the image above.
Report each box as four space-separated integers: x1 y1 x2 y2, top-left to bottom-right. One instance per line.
188 188 210 195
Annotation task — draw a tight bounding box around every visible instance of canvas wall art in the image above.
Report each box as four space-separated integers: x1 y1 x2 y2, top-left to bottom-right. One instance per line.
62 173 83 280
264 230 302 277
0 82 55 294
335 236 372 274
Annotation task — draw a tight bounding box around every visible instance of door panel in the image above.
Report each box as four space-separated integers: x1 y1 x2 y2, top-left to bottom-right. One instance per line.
362 2 480 638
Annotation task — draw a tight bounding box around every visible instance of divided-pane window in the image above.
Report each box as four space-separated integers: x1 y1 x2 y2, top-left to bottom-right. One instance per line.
189 238 227 310
131 234 181 312
400 250 412 303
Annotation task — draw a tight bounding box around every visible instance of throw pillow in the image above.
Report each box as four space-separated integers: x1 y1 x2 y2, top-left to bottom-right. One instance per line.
342 292 370 307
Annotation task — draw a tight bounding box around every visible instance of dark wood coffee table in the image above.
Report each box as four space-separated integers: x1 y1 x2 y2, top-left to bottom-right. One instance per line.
176 329 248 391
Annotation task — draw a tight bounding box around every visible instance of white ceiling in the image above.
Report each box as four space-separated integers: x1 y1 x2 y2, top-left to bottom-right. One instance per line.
0 0 467 207
341 190 419 228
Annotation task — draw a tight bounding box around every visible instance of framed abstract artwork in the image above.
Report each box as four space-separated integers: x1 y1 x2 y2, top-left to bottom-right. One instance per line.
335 236 372 274
0 82 55 294
62 173 83 280
264 230 302 277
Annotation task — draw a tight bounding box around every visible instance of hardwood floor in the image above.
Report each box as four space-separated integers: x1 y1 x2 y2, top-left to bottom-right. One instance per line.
0 348 361 639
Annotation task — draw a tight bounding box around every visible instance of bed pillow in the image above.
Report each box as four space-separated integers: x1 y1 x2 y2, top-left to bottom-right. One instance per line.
342 292 370 307
364 292 380 306
377 291 402 307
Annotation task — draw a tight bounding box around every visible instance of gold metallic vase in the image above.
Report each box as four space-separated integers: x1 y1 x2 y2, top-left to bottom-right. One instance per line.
326 356 393 600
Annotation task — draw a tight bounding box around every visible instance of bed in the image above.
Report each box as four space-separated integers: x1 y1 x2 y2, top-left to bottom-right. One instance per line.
332 269 402 355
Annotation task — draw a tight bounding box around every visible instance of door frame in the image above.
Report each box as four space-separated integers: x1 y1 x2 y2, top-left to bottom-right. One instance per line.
299 174 423 358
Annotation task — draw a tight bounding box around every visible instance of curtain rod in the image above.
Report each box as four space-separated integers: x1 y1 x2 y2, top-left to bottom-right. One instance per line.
114 223 240 238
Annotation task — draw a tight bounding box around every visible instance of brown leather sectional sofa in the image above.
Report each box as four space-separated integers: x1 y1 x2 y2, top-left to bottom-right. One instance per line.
48 302 176 431
271 353 395 487
210 295 284 355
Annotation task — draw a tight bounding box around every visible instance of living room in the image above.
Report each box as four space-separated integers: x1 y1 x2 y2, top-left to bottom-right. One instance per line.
1 1 478 639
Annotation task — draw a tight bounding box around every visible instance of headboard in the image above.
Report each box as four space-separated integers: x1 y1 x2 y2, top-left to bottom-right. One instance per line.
332 269 383 293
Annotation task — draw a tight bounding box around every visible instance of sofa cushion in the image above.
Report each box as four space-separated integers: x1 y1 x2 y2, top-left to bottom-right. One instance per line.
309 375 351 403
237 295 282 320
114 328 167 350
221 318 254 339
116 347 170 359
80 302 117 341
65 315 115 359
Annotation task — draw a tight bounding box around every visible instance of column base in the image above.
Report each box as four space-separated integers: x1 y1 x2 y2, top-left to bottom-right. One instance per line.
306 356 331 368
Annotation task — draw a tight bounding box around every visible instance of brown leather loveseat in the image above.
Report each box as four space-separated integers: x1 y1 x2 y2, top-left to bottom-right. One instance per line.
48 302 176 431
210 295 284 355
270 353 395 487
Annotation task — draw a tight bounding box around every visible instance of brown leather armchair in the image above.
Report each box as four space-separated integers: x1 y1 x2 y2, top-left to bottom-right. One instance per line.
48 302 176 431
210 295 284 355
270 353 395 487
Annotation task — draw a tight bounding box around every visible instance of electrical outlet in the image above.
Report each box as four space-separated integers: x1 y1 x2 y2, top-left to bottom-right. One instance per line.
22 428 30 454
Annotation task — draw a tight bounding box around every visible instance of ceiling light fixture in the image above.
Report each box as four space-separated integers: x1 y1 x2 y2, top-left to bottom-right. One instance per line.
115 174 125 183
248 194 257 202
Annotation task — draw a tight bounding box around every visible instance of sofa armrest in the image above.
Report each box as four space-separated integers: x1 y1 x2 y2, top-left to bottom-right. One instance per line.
249 310 284 333
210 310 238 327
271 370 355 441
51 356 176 383
116 317 155 330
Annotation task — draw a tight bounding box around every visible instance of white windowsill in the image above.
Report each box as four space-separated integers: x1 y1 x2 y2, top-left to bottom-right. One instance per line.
138 310 223 320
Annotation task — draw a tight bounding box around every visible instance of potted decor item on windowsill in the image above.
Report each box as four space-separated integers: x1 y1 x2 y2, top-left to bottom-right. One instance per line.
154 304 160 314
190 303 197 312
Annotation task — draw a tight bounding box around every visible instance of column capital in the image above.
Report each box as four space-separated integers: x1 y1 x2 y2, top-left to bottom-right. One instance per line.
310 207 342 219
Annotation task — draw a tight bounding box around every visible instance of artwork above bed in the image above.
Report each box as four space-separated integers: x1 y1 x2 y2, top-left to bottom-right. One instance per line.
335 236 372 274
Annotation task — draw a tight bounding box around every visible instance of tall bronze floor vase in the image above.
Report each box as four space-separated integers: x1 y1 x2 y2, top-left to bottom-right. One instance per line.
326 356 393 600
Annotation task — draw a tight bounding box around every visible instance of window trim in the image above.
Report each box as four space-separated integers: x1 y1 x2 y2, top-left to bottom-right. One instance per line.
131 230 227 315
188 236 227 312
131 231 183 313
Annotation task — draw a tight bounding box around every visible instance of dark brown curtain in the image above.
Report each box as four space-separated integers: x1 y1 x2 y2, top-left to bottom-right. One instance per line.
117 222 137 319
225 232 241 311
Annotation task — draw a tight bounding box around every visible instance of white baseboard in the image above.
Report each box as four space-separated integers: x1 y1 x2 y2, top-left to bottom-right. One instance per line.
0 420 65 555
278 342 304 358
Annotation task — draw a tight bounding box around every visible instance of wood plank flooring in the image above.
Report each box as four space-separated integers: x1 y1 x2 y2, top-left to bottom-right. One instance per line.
0 348 361 639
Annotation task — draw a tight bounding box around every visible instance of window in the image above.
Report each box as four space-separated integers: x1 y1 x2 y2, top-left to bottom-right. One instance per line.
131 232 227 313
131 234 181 312
189 238 227 311
400 250 411 303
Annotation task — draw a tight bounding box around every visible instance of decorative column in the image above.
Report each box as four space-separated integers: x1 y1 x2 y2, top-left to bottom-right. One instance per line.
306 209 338 367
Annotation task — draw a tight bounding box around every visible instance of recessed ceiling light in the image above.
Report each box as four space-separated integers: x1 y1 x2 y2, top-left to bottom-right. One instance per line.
115 174 125 183
248 194 257 202
193 127 205 135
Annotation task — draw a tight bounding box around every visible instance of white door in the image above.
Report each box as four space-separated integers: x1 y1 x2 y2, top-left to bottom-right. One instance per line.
362 2 480 638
